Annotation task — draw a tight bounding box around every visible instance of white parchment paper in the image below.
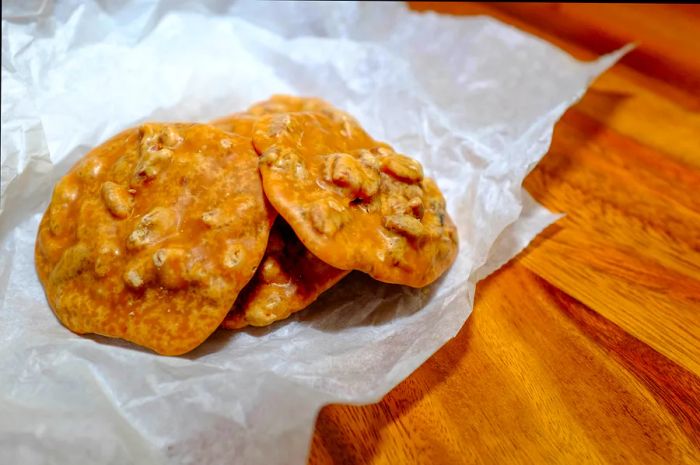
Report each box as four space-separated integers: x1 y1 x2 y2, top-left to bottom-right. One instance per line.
1 1 626 464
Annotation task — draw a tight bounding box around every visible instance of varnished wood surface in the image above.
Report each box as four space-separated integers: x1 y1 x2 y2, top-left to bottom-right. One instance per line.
308 3 700 464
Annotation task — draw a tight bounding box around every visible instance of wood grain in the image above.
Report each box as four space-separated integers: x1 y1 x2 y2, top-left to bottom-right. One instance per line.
490 4 700 97
310 265 700 465
309 4 700 464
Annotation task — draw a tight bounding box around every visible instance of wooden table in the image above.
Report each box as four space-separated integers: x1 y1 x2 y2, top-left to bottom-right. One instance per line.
308 4 700 464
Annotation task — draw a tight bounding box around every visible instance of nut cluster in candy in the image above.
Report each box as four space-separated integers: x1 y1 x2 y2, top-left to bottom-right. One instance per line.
35 96 458 355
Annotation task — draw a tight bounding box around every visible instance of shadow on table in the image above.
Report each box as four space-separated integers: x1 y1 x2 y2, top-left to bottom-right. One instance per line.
308 275 482 465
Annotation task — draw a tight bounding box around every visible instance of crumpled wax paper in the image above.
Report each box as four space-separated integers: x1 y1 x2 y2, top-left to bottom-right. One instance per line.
0 1 627 464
